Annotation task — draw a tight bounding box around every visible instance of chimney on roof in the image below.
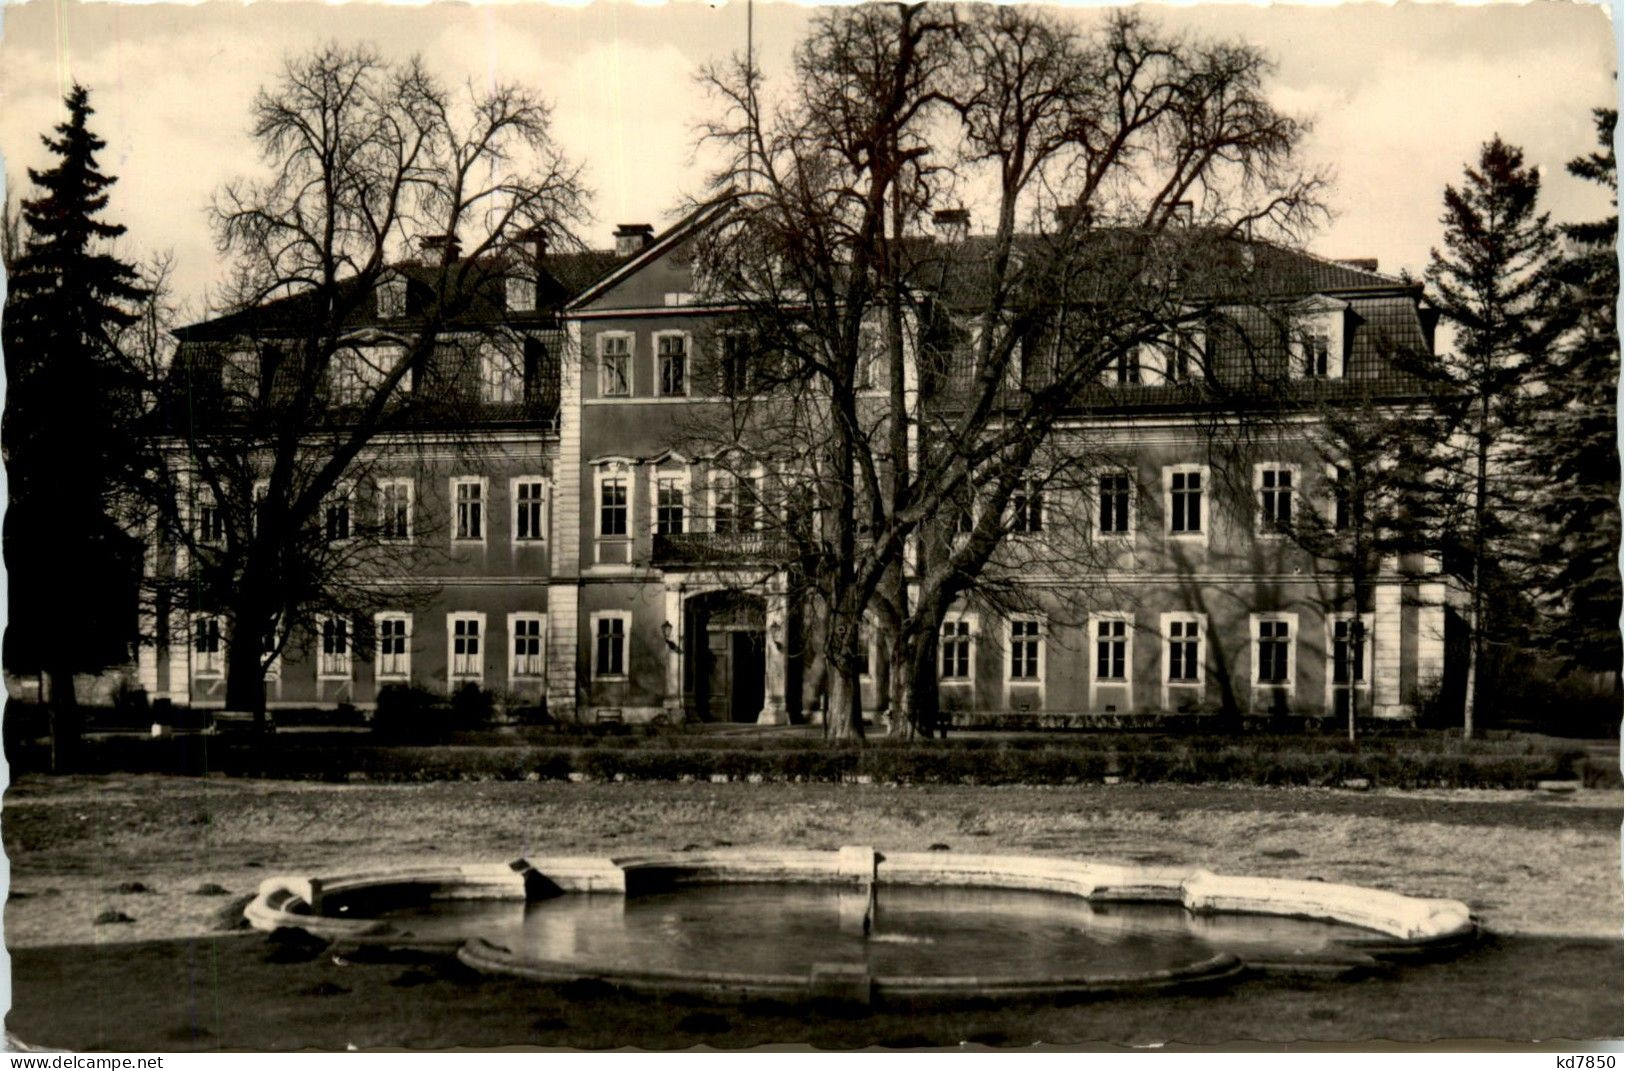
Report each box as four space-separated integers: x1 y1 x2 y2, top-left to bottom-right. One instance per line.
514 225 550 267
1170 201 1194 227
933 207 970 245
419 232 462 264
614 223 656 257
1339 257 1380 273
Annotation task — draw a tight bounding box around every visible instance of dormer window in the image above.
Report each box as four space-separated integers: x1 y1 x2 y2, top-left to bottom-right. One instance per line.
221 349 257 408
1289 298 1348 380
376 276 407 320
506 275 537 313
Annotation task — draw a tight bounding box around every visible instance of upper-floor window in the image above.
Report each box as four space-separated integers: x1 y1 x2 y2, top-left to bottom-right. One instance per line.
1112 347 1141 386
712 471 758 535
1160 328 1203 384
376 277 407 320
318 616 352 679
1289 305 1346 380
197 495 227 545
453 478 484 542
222 350 257 409
514 478 547 542
1010 481 1044 535
324 486 353 542
657 334 688 397
1167 467 1205 535
599 334 632 397
481 344 523 404
656 476 686 535
599 474 628 537
720 333 753 396
1257 465 1294 534
506 275 537 313
1008 619 1042 681
378 478 413 541
856 320 885 391
1098 472 1133 535
1330 465 1353 531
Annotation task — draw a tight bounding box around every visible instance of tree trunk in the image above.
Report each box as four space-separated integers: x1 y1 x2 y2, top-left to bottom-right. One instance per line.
905 623 942 739
45 663 81 773
826 662 864 741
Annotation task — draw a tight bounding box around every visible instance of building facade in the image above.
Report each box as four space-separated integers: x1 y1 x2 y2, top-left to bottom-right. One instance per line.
139 210 1457 727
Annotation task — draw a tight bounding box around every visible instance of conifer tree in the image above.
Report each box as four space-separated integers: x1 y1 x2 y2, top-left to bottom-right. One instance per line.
3 84 147 766
1522 109 1620 679
1422 136 1560 737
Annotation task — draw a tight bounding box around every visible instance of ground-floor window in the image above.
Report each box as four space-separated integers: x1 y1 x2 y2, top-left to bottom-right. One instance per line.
376 614 410 680
449 614 484 685
1166 618 1200 682
1253 615 1295 686
511 614 545 679
940 619 972 680
1008 619 1042 681
194 616 223 676
318 616 352 679
1331 615 1367 684
593 613 628 678
1095 618 1128 680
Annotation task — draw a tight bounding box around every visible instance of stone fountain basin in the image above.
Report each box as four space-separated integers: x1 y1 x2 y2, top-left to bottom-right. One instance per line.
244 848 1476 1005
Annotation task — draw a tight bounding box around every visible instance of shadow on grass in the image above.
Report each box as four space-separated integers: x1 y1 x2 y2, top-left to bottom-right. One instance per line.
7 930 1621 1051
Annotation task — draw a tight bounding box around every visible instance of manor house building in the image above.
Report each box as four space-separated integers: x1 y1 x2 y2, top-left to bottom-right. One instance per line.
138 206 1458 727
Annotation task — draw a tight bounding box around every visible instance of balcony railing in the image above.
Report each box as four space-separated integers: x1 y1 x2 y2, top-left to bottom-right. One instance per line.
652 531 796 567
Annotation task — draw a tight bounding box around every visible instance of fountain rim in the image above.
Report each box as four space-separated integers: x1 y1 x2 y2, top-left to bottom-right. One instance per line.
243 847 1477 1004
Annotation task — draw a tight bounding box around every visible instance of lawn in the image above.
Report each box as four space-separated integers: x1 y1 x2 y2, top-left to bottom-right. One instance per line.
5 775 1621 1049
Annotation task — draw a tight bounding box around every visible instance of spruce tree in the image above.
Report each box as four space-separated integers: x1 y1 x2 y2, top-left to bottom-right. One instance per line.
1422 136 1561 737
1522 109 1621 679
3 84 146 766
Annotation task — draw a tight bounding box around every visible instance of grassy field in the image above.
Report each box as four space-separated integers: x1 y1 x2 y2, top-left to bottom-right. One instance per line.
4 774 1621 1049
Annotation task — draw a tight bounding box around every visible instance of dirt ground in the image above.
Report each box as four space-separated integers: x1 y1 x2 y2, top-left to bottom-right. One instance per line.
5 776 1620 948
3 775 1620 1049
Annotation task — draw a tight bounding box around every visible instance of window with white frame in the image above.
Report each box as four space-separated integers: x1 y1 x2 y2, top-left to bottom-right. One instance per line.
376 276 407 319
510 613 545 679
1253 614 1296 686
318 616 352 679
1166 466 1206 536
1098 472 1133 535
1166 618 1202 682
1330 615 1369 687
1008 619 1042 681
1010 480 1044 535
598 334 632 397
856 320 885 391
193 616 223 676
449 614 484 683
1112 347 1142 386
598 471 629 537
324 485 353 542
378 478 412 541
452 478 484 542
1256 464 1295 534
719 332 753 396
1095 617 1129 681
712 470 758 535
375 613 411 680
252 479 270 537
656 475 686 535
480 343 524 404
506 275 537 313
330 349 367 407
1159 327 1203 384
940 616 975 681
196 495 227 545
593 613 628 678
656 334 688 397
514 478 547 542
1329 465 1353 531
222 350 257 408
1289 305 1345 380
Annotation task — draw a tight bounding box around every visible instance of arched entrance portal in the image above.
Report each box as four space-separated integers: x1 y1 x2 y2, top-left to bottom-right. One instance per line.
685 591 766 723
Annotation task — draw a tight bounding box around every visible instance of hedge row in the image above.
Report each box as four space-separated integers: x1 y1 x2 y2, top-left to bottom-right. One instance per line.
14 736 1600 789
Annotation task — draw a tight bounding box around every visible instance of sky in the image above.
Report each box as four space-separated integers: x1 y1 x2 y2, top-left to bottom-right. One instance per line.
0 0 1616 313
